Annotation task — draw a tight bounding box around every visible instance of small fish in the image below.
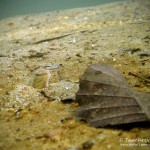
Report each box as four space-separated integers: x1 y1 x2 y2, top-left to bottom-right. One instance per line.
44 64 62 70
28 70 51 89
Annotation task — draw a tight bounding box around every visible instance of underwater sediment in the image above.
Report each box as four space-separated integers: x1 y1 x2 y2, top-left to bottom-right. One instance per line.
0 0 150 149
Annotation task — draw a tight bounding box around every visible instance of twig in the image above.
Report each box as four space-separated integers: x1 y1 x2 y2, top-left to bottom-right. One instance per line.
129 72 150 83
31 29 90 44
32 33 73 44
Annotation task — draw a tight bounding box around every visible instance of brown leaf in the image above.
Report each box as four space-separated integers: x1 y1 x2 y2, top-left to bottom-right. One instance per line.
76 62 150 127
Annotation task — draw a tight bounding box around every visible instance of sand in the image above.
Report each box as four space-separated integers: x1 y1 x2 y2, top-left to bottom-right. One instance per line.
0 0 150 149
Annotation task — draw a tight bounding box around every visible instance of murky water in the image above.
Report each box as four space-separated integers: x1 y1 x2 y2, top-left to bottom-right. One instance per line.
0 0 125 20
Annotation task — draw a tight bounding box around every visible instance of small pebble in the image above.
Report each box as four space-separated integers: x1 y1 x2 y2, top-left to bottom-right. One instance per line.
61 97 75 103
82 140 94 149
